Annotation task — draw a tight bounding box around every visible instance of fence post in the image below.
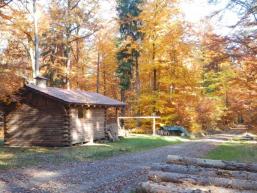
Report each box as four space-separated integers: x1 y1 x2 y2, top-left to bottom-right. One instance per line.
153 117 156 136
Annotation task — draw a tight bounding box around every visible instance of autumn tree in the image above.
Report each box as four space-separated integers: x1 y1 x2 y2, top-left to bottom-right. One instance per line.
135 0 203 131
41 0 99 88
208 0 257 129
0 0 48 101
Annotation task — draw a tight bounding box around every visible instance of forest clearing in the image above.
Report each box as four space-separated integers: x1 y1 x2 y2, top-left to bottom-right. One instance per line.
0 0 256 192
0 135 183 170
1 134 257 193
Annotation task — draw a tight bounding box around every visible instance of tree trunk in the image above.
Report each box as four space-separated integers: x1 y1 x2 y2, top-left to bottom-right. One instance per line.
33 0 40 78
103 62 106 95
152 44 156 91
136 181 208 193
65 0 71 89
75 26 80 65
149 171 257 191
151 163 257 181
135 55 140 127
135 55 140 96
65 46 71 89
75 26 80 88
136 181 257 193
166 155 257 173
152 43 157 114
120 89 126 128
29 46 36 79
96 50 100 93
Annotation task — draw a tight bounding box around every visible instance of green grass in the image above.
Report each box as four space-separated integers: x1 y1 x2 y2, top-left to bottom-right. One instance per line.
0 135 182 170
206 142 257 163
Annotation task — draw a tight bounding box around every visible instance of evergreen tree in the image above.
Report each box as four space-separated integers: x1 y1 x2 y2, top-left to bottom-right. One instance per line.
116 0 143 106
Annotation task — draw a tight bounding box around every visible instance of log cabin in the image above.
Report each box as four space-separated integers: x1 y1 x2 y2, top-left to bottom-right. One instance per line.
2 77 125 147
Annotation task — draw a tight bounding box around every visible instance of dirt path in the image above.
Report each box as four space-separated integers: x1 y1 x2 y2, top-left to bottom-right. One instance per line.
0 140 217 193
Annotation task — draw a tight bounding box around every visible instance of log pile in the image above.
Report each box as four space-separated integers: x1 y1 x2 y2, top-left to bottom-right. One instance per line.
136 155 257 193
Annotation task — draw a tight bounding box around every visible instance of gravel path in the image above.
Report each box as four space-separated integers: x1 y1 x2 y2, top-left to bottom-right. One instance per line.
0 140 217 193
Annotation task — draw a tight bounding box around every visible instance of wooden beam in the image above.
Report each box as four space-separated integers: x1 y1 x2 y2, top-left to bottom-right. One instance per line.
118 116 160 119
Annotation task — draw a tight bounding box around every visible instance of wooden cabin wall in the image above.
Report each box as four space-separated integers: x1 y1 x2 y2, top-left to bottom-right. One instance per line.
0 105 4 137
70 107 106 144
4 93 69 146
106 108 119 137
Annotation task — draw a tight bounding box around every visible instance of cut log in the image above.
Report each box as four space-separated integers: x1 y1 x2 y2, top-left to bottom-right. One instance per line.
149 171 257 191
136 181 257 193
136 181 208 193
167 155 257 172
151 163 257 181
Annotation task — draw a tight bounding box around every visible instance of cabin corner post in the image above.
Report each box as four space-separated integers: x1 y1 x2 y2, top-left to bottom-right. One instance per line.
104 106 108 139
104 106 107 129
64 105 71 147
3 111 7 145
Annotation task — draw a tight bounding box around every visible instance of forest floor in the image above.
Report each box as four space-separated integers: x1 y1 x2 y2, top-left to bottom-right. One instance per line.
0 134 256 193
0 138 217 193
0 135 183 170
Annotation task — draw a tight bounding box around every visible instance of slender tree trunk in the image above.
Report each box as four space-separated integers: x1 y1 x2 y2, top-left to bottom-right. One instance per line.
120 89 126 128
76 27 80 65
65 0 71 89
96 51 100 93
152 43 157 91
152 43 157 113
33 0 40 78
103 62 106 95
135 56 140 95
153 68 157 90
121 89 126 114
135 55 140 127
65 46 71 89
75 27 80 88
29 45 35 78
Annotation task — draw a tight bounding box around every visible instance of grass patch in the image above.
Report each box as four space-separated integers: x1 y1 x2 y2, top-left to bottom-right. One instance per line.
206 142 257 163
0 135 182 170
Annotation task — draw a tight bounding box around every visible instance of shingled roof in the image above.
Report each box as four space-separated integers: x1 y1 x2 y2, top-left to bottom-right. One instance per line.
26 84 125 107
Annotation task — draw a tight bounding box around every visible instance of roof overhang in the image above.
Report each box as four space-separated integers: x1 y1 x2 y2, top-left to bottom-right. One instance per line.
25 84 126 107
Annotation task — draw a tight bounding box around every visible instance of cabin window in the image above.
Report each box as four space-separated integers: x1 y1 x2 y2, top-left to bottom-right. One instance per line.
78 107 84 118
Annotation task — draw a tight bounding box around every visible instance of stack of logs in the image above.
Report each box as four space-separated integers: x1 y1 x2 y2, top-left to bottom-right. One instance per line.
136 155 257 193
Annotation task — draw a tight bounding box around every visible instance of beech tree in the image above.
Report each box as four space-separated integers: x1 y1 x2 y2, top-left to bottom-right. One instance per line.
0 0 256 132
41 0 99 88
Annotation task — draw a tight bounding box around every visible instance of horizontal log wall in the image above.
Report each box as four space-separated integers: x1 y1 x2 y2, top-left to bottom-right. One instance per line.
70 107 106 144
106 122 118 137
5 94 69 147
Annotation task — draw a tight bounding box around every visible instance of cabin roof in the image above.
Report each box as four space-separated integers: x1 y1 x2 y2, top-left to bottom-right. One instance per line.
26 84 125 107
